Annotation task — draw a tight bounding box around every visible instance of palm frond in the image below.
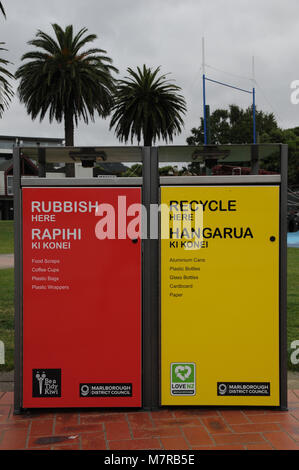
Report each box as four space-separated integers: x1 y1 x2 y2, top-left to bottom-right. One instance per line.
0 2 6 18
0 42 13 117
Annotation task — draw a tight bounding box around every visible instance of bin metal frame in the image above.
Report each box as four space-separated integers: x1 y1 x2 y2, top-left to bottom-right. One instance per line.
13 144 288 412
13 145 159 413
157 144 288 410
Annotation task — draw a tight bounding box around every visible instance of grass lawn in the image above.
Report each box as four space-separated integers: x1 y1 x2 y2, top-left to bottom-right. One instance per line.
0 248 298 372
0 220 14 254
0 269 14 371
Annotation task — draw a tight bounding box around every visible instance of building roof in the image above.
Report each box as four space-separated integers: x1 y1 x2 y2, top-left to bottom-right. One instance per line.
0 135 64 151
0 135 64 143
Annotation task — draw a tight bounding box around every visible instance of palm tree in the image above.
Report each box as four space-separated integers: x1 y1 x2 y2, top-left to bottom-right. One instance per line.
15 24 118 175
0 2 6 18
110 65 186 146
0 43 13 117
0 3 13 116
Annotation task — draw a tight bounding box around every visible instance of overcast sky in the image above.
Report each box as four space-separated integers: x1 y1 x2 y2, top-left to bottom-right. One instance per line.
1 0 299 145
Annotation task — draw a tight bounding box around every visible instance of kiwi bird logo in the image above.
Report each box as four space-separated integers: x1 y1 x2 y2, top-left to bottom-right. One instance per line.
35 371 46 395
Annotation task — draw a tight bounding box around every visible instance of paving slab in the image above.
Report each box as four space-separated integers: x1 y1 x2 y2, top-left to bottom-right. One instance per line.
0 390 298 450
288 371 299 389
0 371 14 392
0 254 14 269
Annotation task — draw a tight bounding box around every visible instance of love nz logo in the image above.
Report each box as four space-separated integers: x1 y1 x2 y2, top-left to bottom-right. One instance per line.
171 363 196 396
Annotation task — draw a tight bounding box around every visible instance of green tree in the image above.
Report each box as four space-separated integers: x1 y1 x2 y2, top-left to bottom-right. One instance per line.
187 104 299 187
187 104 278 145
122 163 143 177
260 127 299 187
110 65 186 146
0 43 13 117
16 24 118 175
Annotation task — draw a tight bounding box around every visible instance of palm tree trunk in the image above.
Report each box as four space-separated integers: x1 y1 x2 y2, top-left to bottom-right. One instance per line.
144 131 152 147
144 137 152 146
64 110 75 177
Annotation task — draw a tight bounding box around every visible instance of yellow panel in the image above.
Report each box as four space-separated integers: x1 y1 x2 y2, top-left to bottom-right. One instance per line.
161 186 280 406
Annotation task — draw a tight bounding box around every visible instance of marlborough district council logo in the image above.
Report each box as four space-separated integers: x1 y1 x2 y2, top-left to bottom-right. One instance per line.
171 363 196 396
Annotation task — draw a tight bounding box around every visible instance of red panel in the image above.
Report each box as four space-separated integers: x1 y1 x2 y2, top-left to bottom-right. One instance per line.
22 187 142 407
